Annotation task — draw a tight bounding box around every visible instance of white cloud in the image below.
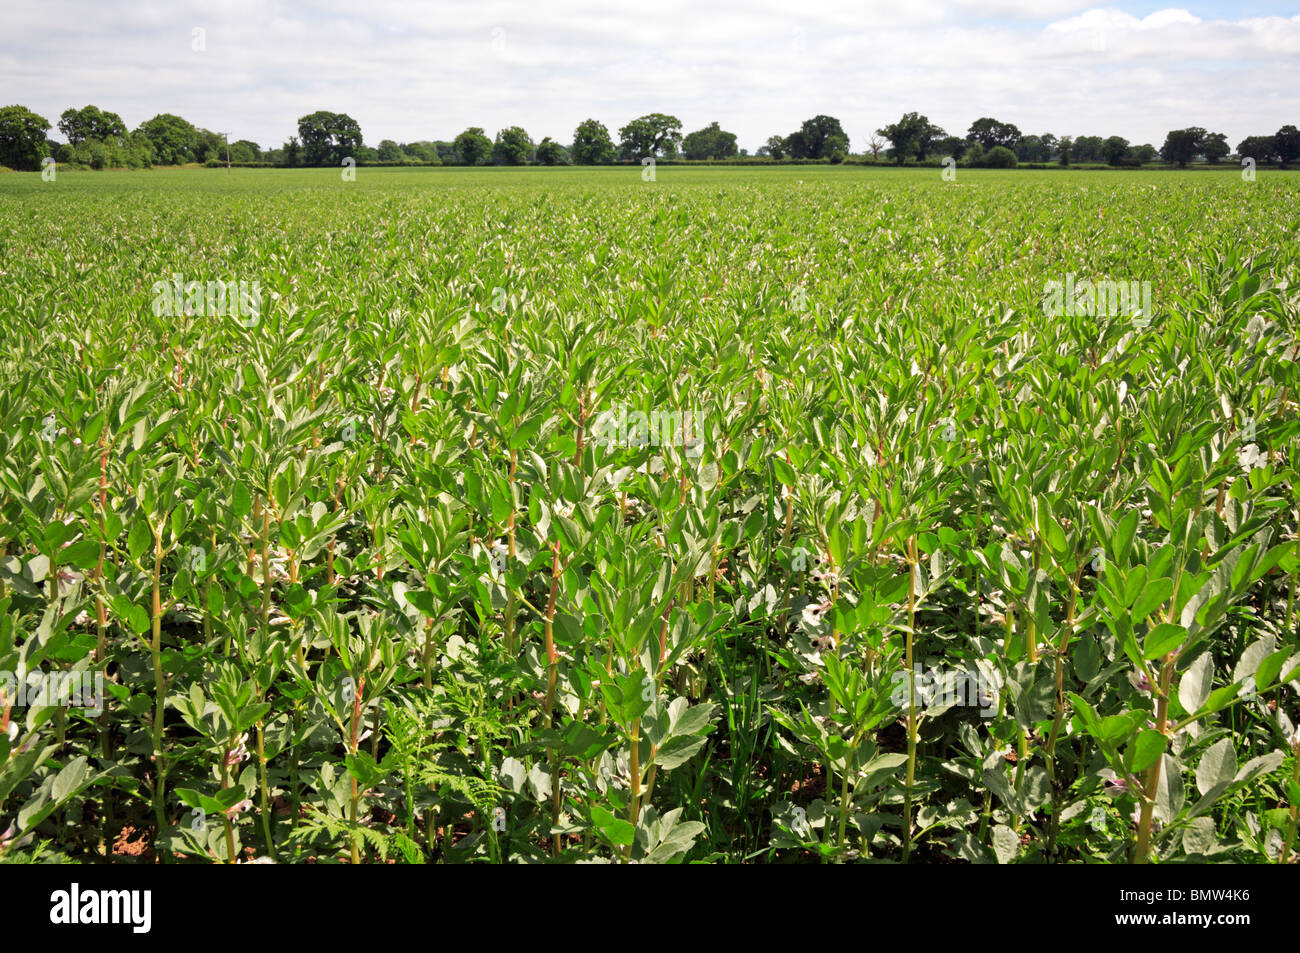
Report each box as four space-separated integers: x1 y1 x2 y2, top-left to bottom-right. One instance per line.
0 1 1296 152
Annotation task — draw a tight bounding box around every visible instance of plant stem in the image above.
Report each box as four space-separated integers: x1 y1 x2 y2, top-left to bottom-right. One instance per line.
149 530 168 863
625 714 641 860
348 676 364 864
1043 577 1078 860
836 747 854 859
902 534 918 863
504 449 518 655
221 733 236 864
1133 657 1172 863
544 541 561 855
256 720 273 856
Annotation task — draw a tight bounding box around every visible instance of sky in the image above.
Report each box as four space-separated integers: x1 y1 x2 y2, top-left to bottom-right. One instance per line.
1 1 1298 152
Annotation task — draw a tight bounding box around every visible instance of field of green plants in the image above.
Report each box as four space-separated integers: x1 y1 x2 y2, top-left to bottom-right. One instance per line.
1 165 1299 864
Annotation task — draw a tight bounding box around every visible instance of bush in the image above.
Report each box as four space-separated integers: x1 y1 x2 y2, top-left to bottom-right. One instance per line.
984 146 1018 168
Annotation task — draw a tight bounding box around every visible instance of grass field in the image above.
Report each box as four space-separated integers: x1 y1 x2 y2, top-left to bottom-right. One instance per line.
1 165 1299 864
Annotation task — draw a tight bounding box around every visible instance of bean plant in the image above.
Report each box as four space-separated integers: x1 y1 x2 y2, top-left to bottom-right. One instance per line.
0 165 1297 864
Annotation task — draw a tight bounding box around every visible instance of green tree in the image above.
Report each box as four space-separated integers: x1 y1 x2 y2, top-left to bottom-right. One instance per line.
401 141 441 164
233 140 261 162
136 113 198 164
682 121 738 160
571 119 615 164
492 126 534 165
1015 135 1048 163
193 128 225 164
1275 125 1300 168
128 131 155 167
535 137 570 165
1072 135 1104 163
1159 127 1206 168
0 105 51 171
1237 134 1277 165
966 117 1022 151
1102 135 1130 166
227 140 257 163
282 135 301 166
618 113 682 160
454 127 492 165
1057 135 1072 166
1130 143 1157 165
764 135 787 160
784 115 847 159
938 135 968 161
297 111 334 165
58 105 127 145
296 111 362 166
377 139 403 162
877 112 943 165
825 134 848 163
1201 132 1229 164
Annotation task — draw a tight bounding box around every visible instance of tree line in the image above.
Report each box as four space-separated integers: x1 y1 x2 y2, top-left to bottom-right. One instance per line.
1 103 1297 171
863 113 1300 169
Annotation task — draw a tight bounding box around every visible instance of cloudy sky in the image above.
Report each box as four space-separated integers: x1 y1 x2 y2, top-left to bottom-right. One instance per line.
2 1 1297 152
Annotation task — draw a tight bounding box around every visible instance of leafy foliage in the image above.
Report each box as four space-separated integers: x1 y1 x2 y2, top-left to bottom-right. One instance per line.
0 165 1297 867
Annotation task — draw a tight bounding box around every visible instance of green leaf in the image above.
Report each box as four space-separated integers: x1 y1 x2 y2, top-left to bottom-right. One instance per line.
590 804 635 847
1181 816 1219 855
1143 622 1186 660
655 733 709 770
1098 713 1138 744
643 818 706 864
1254 648 1290 691
1195 738 1236 797
1128 729 1166 773
125 603 150 636
1203 682 1241 714
127 519 151 563
1178 653 1213 715
61 539 101 570
772 456 796 487
1130 576 1173 625
51 755 91 802
991 824 1019 864
237 702 272 732
232 482 252 519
